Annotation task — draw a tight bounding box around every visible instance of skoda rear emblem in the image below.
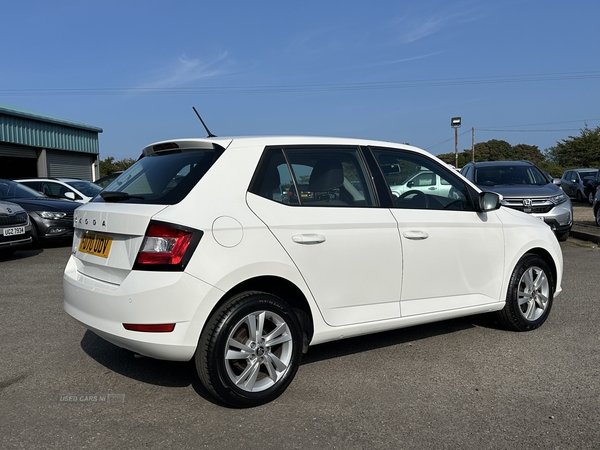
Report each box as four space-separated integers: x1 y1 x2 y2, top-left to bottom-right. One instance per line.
523 199 532 207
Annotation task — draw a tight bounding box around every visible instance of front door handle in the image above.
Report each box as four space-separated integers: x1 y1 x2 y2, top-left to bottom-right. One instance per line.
292 234 326 245
402 230 429 240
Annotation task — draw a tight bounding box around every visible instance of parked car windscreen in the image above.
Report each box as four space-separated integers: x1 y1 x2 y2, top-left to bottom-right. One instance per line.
0 180 45 199
93 149 221 204
65 180 103 197
474 164 549 186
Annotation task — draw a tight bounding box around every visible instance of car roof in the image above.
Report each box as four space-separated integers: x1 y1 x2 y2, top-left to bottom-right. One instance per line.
468 160 535 168
15 177 84 182
142 135 423 154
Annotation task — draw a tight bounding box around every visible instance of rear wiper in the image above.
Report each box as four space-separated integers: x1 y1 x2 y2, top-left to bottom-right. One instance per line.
100 191 145 202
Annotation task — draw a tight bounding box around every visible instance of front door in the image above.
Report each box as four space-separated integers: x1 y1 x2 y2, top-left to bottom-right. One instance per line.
371 147 506 316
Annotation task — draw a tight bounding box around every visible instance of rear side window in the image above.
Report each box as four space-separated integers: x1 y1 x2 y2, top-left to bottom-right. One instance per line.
251 146 375 207
94 149 221 204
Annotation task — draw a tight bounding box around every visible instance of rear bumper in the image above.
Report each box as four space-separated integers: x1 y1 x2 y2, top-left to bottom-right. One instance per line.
63 255 222 361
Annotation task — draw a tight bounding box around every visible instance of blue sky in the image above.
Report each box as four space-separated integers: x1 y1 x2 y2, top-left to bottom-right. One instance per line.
2 0 600 161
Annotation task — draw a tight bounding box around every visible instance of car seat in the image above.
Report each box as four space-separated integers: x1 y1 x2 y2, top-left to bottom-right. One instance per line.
308 158 348 206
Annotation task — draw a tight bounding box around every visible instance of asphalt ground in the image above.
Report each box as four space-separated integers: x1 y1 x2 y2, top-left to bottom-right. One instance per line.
570 203 600 243
0 235 599 449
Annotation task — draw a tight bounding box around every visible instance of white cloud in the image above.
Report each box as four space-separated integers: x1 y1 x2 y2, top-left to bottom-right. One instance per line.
391 4 488 44
137 53 232 89
383 52 443 65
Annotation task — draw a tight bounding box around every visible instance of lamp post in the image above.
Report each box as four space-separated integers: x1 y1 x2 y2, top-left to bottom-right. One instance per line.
451 117 461 168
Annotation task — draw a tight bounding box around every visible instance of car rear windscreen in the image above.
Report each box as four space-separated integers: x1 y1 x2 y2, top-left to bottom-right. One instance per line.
93 149 221 204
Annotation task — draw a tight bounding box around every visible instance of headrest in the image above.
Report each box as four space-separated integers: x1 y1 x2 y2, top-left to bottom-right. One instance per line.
308 159 344 192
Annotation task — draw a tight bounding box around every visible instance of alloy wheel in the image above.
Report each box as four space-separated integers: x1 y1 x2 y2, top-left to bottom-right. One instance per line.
517 266 550 322
224 310 294 392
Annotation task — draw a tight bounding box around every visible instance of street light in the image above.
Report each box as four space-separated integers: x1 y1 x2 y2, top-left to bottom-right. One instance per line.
451 117 461 168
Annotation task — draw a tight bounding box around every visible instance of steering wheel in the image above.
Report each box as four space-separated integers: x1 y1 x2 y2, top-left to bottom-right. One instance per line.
395 189 429 208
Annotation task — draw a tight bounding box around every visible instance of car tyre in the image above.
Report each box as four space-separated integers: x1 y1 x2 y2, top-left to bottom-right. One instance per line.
196 292 303 408
496 254 553 331
555 231 569 242
576 190 584 202
589 190 595 206
595 207 600 227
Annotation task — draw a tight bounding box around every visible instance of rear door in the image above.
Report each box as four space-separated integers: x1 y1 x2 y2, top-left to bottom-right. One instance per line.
247 146 403 327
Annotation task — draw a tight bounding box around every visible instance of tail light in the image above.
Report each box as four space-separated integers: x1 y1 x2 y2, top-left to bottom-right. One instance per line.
133 221 202 271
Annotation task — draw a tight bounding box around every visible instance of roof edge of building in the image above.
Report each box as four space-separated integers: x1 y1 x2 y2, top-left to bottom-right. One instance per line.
0 103 103 133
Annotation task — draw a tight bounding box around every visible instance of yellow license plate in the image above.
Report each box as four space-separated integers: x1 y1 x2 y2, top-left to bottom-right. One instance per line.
78 232 113 258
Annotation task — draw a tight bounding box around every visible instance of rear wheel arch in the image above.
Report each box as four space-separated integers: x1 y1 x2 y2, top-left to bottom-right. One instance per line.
204 276 315 348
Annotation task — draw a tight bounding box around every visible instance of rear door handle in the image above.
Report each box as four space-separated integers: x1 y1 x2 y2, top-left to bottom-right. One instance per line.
402 230 429 240
292 234 326 245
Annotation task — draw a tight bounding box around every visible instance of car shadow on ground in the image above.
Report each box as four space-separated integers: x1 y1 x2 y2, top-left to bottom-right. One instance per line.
0 238 72 261
301 313 503 365
79 330 224 406
79 312 503 407
0 247 44 261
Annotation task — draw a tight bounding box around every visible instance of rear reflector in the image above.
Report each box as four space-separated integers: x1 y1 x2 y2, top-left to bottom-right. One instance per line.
123 323 176 333
133 221 202 271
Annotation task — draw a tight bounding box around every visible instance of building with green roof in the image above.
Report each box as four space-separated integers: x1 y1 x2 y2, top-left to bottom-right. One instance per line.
0 103 102 180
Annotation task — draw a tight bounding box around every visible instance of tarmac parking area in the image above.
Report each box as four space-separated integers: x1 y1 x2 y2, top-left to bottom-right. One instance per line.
1 239 599 450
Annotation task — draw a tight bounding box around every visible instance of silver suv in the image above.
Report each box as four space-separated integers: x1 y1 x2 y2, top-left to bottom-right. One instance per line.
461 160 572 241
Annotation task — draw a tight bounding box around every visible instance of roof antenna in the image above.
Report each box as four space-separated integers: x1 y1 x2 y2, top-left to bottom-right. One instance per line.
192 107 217 138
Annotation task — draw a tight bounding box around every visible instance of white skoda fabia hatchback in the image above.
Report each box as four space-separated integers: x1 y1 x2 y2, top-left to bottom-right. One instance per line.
64 136 563 407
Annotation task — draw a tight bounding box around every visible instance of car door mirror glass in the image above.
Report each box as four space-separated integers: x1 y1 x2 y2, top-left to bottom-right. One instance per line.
479 192 501 211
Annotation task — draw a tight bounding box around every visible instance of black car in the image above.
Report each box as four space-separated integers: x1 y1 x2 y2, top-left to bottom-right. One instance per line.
0 179 79 243
583 169 600 205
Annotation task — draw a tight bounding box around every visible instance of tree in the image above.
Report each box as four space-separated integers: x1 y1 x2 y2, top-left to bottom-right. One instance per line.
512 144 544 165
545 125 600 168
436 139 544 167
99 156 136 177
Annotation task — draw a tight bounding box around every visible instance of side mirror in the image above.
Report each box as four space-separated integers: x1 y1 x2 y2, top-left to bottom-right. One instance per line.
479 191 501 212
407 181 414 188
64 191 76 200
